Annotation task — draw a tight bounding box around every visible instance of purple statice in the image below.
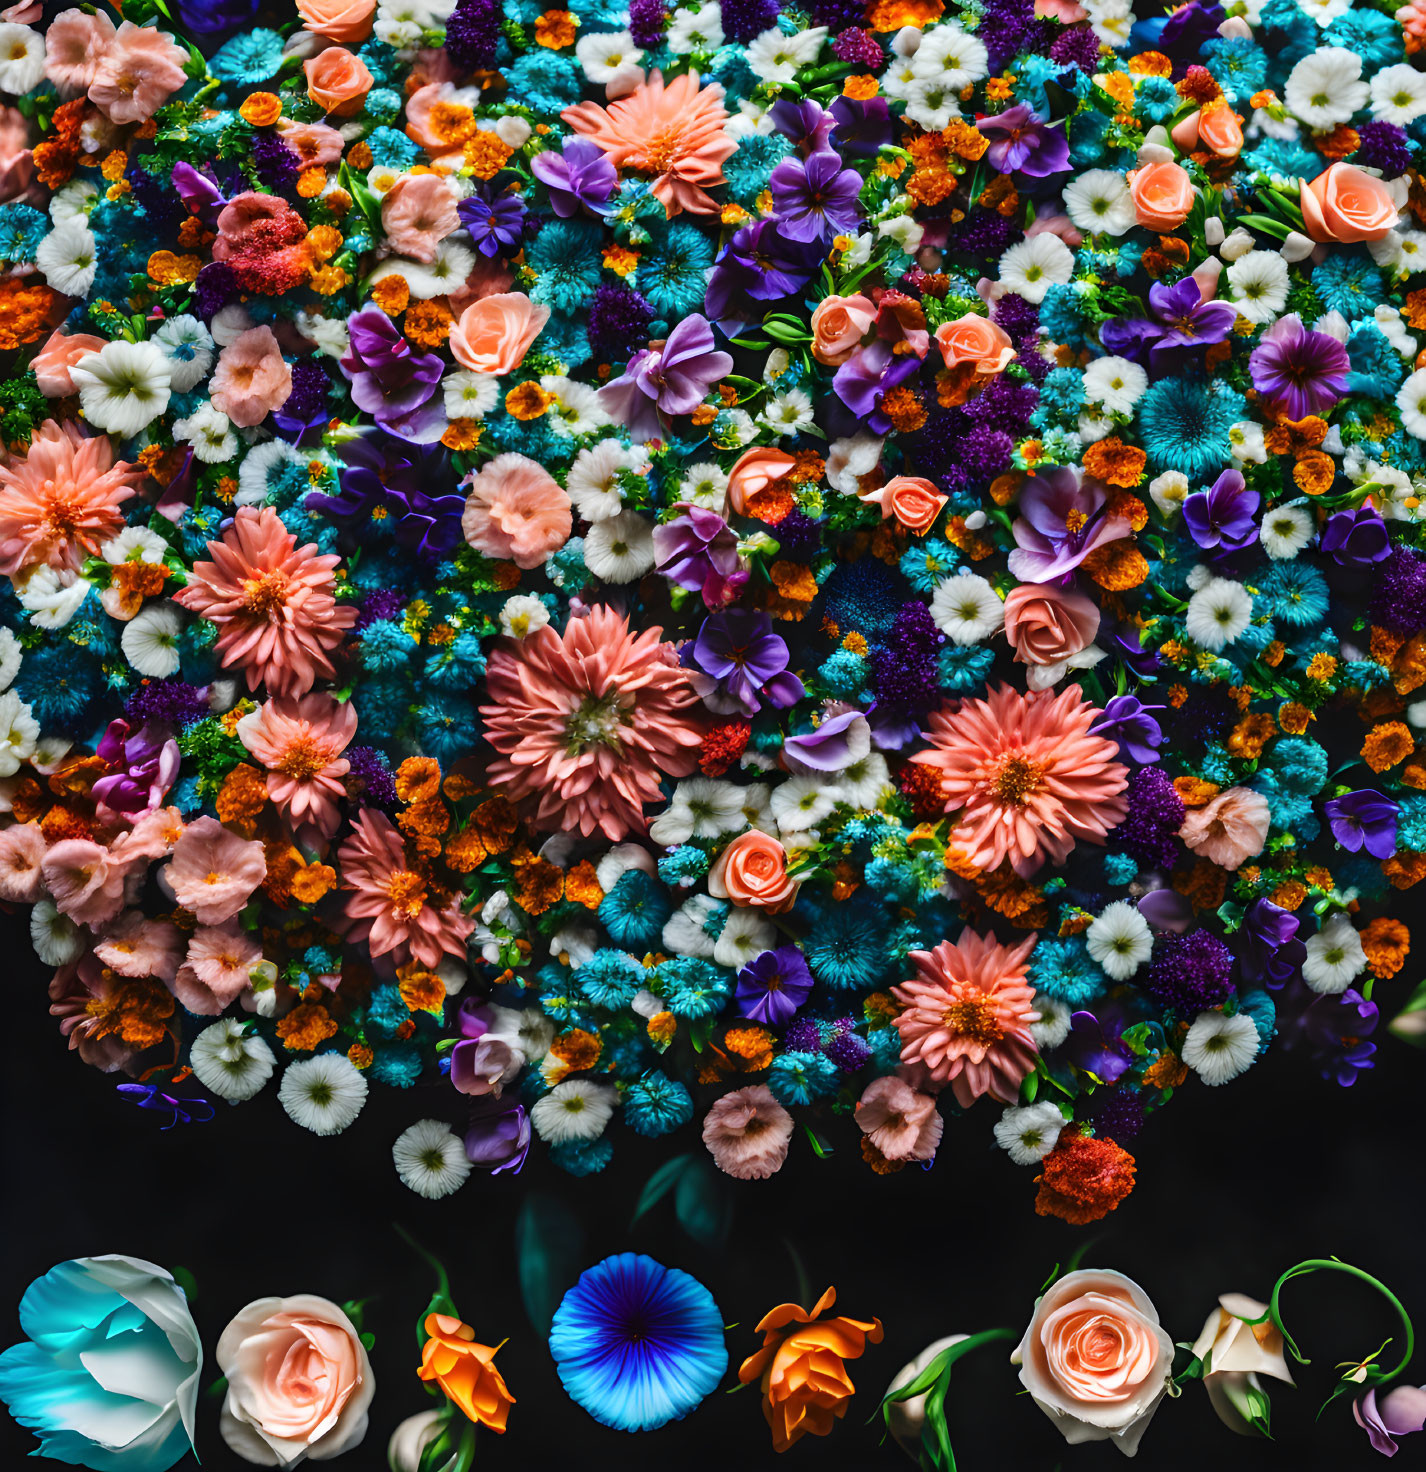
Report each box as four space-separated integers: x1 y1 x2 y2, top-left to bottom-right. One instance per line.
444 0 499 67
192 261 235 321
1354 121 1413 177
1087 1088 1146 1143
769 150 864 242
1111 766 1186 870
124 680 210 728
1049 23 1101 70
962 373 1040 435
833 27 884 67
823 1017 871 1071
992 293 1040 342
770 508 821 560
870 601 941 720
251 132 300 192
1369 548 1426 635
720 0 779 42
960 425 1013 483
346 745 397 807
980 0 1050 70
586 281 654 366
783 1016 822 1053
458 187 526 256
977 104 1070 178
950 209 1022 255
1144 929 1235 1012
282 360 328 423
736 946 814 1025
627 0 666 46
911 412 971 491
1249 314 1351 419
355 587 406 631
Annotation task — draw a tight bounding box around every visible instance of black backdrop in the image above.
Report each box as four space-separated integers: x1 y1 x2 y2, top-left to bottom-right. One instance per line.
3 915 1422 1472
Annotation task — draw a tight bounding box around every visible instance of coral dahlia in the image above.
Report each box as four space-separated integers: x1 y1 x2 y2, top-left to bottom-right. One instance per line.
480 605 704 841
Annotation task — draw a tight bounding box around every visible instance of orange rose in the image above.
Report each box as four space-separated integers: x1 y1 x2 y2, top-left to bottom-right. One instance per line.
449 292 550 376
859 474 947 535
1003 583 1100 668
416 1314 515 1432
1127 160 1194 232
809 292 875 366
726 446 797 514
295 0 375 42
708 828 797 912
303 47 373 117
738 1287 883 1453
1196 102 1243 159
934 313 1016 374
1299 163 1400 244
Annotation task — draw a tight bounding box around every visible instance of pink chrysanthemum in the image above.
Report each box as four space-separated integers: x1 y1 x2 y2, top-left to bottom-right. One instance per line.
479 605 704 841
911 683 1129 877
174 506 357 697
335 808 474 970
237 693 357 846
892 929 1040 1109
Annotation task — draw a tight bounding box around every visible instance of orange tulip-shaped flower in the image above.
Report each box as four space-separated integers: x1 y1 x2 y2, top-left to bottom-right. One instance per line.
417 1314 515 1432
738 1287 883 1452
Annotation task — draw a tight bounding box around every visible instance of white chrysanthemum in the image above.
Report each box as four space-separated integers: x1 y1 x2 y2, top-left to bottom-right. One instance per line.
836 751 891 810
1225 250 1290 324
235 440 308 508
30 898 83 966
542 375 611 438
649 777 747 845
1182 1011 1260 1085
997 233 1074 305
153 315 215 392
102 527 167 567
174 403 238 464
48 179 97 228
1372 229 1426 275
879 52 921 102
531 1079 617 1144
1147 470 1189 518
1082 355 1148 413
1396 369 1426 440
575 28 643 90
662 893 724 960
583 509 656 583
930 573 1004 645
1370 63 1426 126
35 218 97 297
746 25 828 83
758 389 816 437
279 1054 369 1135
1029 993 1072 1049
667 1 722 52
677 460 730 509
190 1019 277 1102
1062 170 1136 236
498 594 551 639
712 905 775 969
1284 48 1367 128
0 24 46 96
904 78 961 132
393 1119 472 1199
568 440 642 522
771 774 840 833
0 689 38 777
16 567 88 630
1185 578 1253 651
993 1102 1066 1165
826 434 883 495
1085 900 1154 981
910 21 988 90
1260 504 1315 560
121 602 184 678
0 626 20 692
71 340 172 437
442 369 500 421
1303 913 1367 994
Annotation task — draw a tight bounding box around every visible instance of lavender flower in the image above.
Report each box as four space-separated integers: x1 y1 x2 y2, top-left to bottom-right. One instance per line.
1006 466 1132 583
769 149 864 243
1324 789 1399 860
339 309 445 443
976 104 1070 177
530 137 617 218
597 314 732 441
735 946 814 1025
1183 468 1259 553
685 608 805 716
1249 313 1351 419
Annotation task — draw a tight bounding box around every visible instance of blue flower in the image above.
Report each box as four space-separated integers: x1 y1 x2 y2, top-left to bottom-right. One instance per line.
0 1256 201 1471
209 27 284 83
1137 377 1247 479
600 869 672 950
529 221 604 313
549 1254 728 1432
623 1072 694 1136
638 221 715 318
1312 255 1384 319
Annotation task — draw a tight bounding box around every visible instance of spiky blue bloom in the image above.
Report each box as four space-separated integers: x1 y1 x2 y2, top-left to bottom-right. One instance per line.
658 846 710 885
623 1073 694 1136
657 957 731 1019
802 894 891 990
1312 256 1384 320
210 27 284 82
506 50 583 114
577 951 644 1010
551 1137 614 1176
370 1044 423 1088
638 222 715 318
413 693 478 764
600 869 673 951
938 642 995 692
1028 936 1104 1007
1137 378 1247 479
1262 562 1330 628
767 1050 839 1106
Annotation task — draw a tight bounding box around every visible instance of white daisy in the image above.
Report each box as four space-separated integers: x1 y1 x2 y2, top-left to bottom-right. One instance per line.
189 1019 277 1102
582 509 656 583
71 340 172 437
1295 0 1352 22
393 1119 472 1199
1225 250 1289 324
0 24 45 96
676 460 730 509
910 21 988 90
568 440 642 522
833 751 891 810
35 218 97 298
16 567 89 630
0 689 37 777
712 905 775 969
1182 1011 1259 1085
121 602 184 678
30 898 83 966
1148 470 1190 518
746 25 828 84
1371 229 1426 275
1062 170 1136 237
1085 900 1154 980
530 1079 617 1143
1029 993 1073 1049
0 626 19 691
997 233 1074 305
575 29 644 91
1228 419 1268 465
930 573 1004 645
1082 355 1148 413
1302 913 1367 994
737 781 775 831
649 777 747 845
1284 48 1367 128
758 388 816 437
279 1054 369 1135
904 78 961 132
662 894 725 960
1185 578 1253 651
879 52 921 103
878 212 924 254
770 774 840 833
1371 63 1426 126
174 403 238 464
102 527 167 568
442 369 500 421
153 315 216 392
542 375 611 438
1396 368 1426 440
667 1 722 52
498 594 551 639
1260 504 1315 560
993 1102 1066 1165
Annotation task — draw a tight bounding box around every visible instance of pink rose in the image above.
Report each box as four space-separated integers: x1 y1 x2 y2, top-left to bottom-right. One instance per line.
708 828 797 912
217 1295 374 1464
1178 786 1270 871
462 452 572 568
1127 160 1194 232
934 313 1016 374
449 291 550 376
380 172 459 265
209 326 292 428
809 293 875 366
303 45 373 117
1299 163 1400 244
1012 1269 1174 1456
1003 583 1100 669
859 475 947 535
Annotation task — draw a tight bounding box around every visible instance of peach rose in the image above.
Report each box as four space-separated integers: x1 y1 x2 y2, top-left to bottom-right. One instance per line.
209 326 292 428
935 312 1016 374
859 475 947 535
462 452 572 568
809 292 875 366
217 1295 374 1465
0 104 31 203
1012 1269 1174 1456
708 828 797 912
449 291 550 376
303 46 373 117
1299 163 1400 244
1003 583 1100 669
380 172 459 265
726 446 796 515
1197 102 1243 159
1189 1293 1294 1437
296 0 375 43
1178 786 1270 871
1127 160 1194 232
32 329 106 396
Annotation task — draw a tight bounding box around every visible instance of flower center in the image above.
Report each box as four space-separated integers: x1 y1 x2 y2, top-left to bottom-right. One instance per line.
277 737 325 781
992 753 1043 805
242 571 290 617
942 996 1004 1046
565 692 625 753
386 869 427 917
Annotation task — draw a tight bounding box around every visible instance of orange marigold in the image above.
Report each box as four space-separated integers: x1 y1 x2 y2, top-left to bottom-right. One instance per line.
275 1002 338 1051
1363 722 1415 772
1033 1127 1136 1224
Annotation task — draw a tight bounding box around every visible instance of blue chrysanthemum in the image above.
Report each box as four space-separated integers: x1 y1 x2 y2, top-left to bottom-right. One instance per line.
549 1254 728 1432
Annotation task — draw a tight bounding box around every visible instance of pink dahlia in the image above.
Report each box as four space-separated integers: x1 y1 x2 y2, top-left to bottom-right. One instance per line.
237 693 356 846
479 605 703 841
174 506 357 697
893 929 1039 1108
336 808 474 970
701 1084 794 1180
911 683 1129 878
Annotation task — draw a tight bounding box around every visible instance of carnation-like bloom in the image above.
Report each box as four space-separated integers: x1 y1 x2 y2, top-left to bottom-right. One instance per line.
701 1083 793 1179
174 506 357 696
479 605 703 841
335 808 474 969
892 929 1039 1108
911 684 1130 876
165 816 267 925
237 694 357 846
0 420 138 580
561 70 736 217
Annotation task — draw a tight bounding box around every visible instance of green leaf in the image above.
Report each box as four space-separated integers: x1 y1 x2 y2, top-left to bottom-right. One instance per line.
515 1193 585 1335
631 1154 692 1226
674 1158 734 1250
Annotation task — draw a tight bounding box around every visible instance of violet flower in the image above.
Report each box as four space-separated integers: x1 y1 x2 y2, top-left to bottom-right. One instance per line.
832 340 921 433
457 186 526 257
783 709 870 773
1354 1385 1426 1456
91 719 180 815
704 220 824 330
530 137 617 218
1321 505 1390 566
1137 887 1196 933
1183 468 1260 553
1066 1007 1137 1083
769 149 864 242
1249 313 1351 420
449 999 519 1097
171 161 225 226
651 504 747 608
685 607 805 717
1239 898 1301 986
976 104 1070 177
1324 789 1399 860
1090 695 1164 764
1099 276 1237 377
116 1082 215 1129
1006 466 1132 584
830 95 893 157
735 945 814 1025
598 314 732 441
769 97 835 152
339 308 446 443
310 436 465 558
464 1094 531 1173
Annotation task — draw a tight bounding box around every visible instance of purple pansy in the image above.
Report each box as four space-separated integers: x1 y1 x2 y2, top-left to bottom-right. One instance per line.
1006 466 1132 584
339 308 445 443
1324 789 1399 861
1183 468 1260 554
529 136 617 217
769 149 864 242
598 314 733 441
685 607 805 717
735 946 815 1025
976 103 1070 177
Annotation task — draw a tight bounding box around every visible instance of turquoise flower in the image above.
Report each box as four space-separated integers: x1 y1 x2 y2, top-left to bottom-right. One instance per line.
623 1072 694 1136
1137 378 1247 479
529 221 604 313
638 221 715 318
0 1256 201 1471
210 28 283 83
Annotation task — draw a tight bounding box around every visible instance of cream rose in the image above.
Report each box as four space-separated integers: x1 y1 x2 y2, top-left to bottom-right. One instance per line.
1189 1293 1294 1436
884 1335 969 1460
1011 1269 1173 1457
217 1294 374 1465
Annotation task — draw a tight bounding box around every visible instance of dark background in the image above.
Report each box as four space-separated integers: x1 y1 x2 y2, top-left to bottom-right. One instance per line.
2 918 1422 1472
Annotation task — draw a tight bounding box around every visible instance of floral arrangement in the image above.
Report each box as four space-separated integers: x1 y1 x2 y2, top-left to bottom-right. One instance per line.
0 0 1424 1217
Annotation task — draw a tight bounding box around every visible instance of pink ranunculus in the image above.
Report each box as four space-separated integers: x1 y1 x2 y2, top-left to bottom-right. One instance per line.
461 452 572 569
87 21 189 126
31 329 108 396
0 820 45 901
164 816 267 924
1178 787 1271 871
92 911 184 983
109 805 186 865
208 326 293 428
172 923 262 1014
41 839 128 928
854 1075 943 1162
44 7 114 93
379 172 459 265
449 292 550 376
702 1084 794 1179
